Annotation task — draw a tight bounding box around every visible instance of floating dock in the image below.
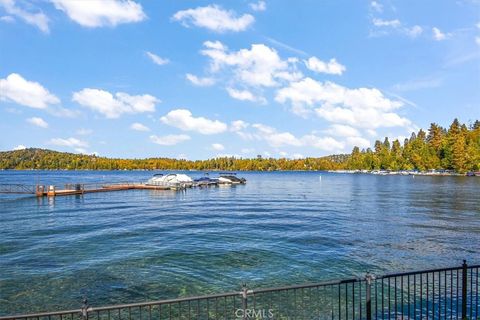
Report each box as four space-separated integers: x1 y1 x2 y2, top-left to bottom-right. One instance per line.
0 182 186 197
0 180 244 197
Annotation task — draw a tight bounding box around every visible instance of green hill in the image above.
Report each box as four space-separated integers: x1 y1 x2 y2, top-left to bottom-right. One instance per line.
1 119 478 172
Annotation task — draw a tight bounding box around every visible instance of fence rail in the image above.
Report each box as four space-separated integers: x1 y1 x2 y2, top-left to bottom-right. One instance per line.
1 261 478 320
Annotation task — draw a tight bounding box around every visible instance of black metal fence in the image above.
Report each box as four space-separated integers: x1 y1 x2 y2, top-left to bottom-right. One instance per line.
1 261 478 320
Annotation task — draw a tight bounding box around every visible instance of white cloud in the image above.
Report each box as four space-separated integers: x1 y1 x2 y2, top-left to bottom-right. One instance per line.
160 109 227 135
249 1 266 12
130 122 150 131
324 124 360 137
0 15 15 23
241 148 254 154
74 148 88 154
226 88 266 104
51 0 146 28
186 73 215 86
27 117 48 128
370 1 383 12
230 120 249 132
305 57 346 75
346 136 371 149
145 51 169 65
252 123 302 147
0 0 49 32
301 135 345 152
201 41 301 88
172 5 254 33
72 88 158 118
371 18 424 38
406 25 423 38
476 36 480 45
432 27 450 41
0 73 60 109
211 143 225 151
13 144 26 150
372 18 401 28
150 134 190 146
49 137 88 148
275 77 411 129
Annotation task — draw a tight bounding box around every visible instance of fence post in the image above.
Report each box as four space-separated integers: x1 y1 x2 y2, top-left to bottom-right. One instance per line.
81 298 89 320
241 283 248 319
365 272 375 320
462 260 468 320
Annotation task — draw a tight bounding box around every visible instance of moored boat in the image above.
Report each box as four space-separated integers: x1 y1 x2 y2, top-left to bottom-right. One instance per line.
146 173 194 188
218 174 246 184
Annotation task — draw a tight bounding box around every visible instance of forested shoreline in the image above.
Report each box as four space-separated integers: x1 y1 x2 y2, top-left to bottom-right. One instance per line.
1 119 479 173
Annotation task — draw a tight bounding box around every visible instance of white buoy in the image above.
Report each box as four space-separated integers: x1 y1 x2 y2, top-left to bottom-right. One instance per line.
319 175 322 181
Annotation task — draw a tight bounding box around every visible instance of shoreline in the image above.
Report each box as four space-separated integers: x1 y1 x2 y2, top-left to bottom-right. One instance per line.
328 169 480 177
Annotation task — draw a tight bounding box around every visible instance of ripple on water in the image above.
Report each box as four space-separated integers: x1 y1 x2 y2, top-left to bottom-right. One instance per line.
0 171 479 315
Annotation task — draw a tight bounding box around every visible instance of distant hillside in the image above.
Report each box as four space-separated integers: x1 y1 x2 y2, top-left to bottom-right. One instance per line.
1 119 478 172
0 148 347 171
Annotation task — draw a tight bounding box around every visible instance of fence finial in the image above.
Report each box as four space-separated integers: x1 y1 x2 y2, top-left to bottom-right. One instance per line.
365 271 375 285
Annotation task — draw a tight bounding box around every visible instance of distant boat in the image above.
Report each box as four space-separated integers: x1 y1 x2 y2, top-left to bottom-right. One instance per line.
146 173 193 187
194 176 219 187
218 174 246 184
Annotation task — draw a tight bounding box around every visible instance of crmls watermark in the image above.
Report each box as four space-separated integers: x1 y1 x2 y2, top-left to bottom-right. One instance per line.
235 308 274 319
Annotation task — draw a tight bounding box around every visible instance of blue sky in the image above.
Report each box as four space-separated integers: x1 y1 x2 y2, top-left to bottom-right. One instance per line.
0 0 479 159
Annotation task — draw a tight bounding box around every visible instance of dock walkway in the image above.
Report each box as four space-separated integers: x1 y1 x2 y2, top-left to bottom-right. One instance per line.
0 182 185 197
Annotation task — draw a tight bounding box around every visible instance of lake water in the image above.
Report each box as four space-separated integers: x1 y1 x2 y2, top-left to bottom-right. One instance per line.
0 170 479 315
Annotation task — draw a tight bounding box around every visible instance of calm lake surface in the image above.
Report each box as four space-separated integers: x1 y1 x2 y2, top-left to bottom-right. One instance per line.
0 170 479 315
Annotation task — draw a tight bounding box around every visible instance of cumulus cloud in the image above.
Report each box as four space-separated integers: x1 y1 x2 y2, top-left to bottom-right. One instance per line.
145 51 169 65
370 1 383 12
432 27 450 41
130 122 150 131
51 0 146 28
211 143 225 151
406 25 423 38
226 87 266 104
150 134 190 146
345 136 371 149
13 144 26 150
172 5 254 32
27 117 48 128
252 123 302 147
305 57 346 75
160 109 227 135
231 122 344 152
201 41 301 88
49 137 88 148
324 124 360 137
186 73 215 86
230 120 249 132
72 88 158 118
0 73 60 109
249 1 266 12
0 0 49 32
372 18 401 28
301 135 345 152
275 77 411 129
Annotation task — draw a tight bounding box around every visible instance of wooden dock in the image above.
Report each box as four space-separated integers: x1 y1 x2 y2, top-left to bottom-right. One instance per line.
0 182 183 197
0 177 246 198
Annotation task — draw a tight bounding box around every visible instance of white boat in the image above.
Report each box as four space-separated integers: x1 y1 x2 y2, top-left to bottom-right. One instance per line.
146 173 193 187
218 175 246 184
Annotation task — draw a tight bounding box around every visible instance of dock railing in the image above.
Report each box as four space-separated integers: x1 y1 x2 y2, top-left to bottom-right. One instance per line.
0 261 478 319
